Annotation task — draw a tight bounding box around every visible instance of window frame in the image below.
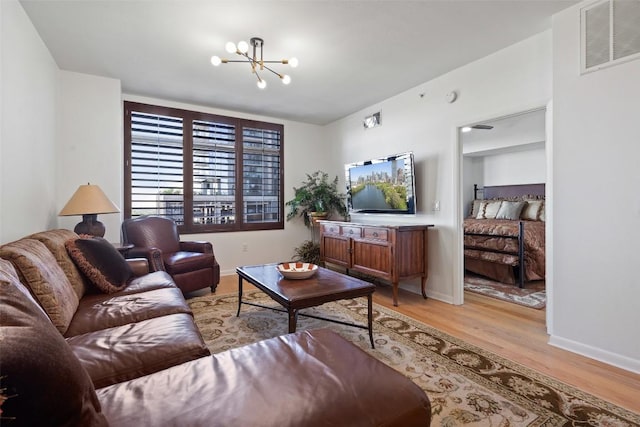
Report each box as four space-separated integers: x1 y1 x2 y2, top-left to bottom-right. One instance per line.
124 101 284 234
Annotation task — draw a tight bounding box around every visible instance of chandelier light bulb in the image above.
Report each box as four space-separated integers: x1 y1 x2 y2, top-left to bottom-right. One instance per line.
212 37 295 88
225 41 237 53
237 41 249 53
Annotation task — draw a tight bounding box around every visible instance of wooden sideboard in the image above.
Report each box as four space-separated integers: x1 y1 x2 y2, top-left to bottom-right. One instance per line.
318 220 433 306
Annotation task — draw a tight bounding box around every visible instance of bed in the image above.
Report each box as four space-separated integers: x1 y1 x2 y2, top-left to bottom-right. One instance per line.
464 184 545 287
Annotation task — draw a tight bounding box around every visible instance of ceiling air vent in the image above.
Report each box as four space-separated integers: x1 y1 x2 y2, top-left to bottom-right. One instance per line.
581 0 640 73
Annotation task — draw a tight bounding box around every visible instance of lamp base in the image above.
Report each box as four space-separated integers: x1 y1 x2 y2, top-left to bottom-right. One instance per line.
74 214 106 237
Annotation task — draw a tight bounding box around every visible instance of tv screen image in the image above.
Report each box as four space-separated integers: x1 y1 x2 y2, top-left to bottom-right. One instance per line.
345 152 416 215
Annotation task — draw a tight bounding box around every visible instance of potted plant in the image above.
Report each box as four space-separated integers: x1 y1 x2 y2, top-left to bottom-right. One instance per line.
286 171 348 263
286 171 348 228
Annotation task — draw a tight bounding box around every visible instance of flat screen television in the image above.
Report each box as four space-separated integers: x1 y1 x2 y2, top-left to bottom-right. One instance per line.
345 152 416 215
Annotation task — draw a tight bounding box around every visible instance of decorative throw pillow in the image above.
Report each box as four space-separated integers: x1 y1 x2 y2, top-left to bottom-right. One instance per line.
0 266 108 426
476 200 502 219
29 229 89 299
66 236 133 294
521 200 544 221
0 239 79 334
469 200 483 218
495 201 526 220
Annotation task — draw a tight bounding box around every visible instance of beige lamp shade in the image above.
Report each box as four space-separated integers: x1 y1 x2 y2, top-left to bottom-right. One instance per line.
59 184 119 237
59 184 119 216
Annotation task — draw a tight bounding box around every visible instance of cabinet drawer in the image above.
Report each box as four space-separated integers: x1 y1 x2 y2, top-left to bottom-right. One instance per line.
363 227 388 241
341 226 362 237
321 224 341 234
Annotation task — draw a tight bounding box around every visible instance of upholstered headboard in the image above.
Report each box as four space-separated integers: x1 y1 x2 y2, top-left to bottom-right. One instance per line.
474 183 545 200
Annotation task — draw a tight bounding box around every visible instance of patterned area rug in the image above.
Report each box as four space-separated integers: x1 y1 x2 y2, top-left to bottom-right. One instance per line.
188 291 639 426
464 274 546 309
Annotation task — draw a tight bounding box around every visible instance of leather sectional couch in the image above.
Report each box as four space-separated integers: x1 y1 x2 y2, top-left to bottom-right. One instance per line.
0 229 431 426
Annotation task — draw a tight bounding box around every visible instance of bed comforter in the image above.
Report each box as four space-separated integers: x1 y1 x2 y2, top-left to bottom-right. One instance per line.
464 218 545 283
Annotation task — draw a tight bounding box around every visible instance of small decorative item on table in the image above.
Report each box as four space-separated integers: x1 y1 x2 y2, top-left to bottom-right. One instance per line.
277 262 318 280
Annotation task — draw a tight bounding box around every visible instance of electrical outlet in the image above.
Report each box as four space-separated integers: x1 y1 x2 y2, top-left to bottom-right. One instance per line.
433 201 440 211
241 243 248 252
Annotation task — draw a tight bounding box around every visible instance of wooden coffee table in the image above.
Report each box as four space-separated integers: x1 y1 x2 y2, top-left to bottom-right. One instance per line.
236 263 376 348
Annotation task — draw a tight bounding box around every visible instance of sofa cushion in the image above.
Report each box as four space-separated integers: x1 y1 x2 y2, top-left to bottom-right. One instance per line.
67 313 210 389
0 239 78 334
66 235 133 294
0 259 108 426
65 286 193 337
96 329 431 427
29 229 89 299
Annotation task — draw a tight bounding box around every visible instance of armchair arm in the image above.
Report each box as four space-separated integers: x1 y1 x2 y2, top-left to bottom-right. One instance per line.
179 240 213 254
127 247 165 272
126 258 150 277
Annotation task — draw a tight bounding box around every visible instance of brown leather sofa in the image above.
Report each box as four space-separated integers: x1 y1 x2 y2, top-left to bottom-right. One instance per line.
121 215 220 293
0 229 210 389
0 229 431 426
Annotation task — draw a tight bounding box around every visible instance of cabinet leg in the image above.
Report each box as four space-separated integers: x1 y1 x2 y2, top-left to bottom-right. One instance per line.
392 282 399 307
421 276 428 299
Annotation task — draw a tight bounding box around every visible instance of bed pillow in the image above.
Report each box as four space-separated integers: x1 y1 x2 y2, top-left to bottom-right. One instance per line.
495 201 526 220
65 236 132 294
469 200 483 218
476 200 502 219
521 200 544 221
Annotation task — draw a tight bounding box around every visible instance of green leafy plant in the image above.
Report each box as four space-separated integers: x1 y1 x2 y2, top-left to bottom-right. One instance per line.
285 171 348 228
292 240 321 265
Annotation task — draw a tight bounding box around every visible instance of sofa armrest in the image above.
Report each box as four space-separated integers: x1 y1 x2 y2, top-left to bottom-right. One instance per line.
179 241 213 254
127 247 165 272
126 258 150 276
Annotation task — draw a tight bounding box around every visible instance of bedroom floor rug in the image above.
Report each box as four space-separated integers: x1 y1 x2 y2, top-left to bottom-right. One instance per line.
464 274 546 309
188 291 639 426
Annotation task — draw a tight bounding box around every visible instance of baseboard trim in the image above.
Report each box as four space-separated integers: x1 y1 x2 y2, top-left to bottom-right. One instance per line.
549 335 640 374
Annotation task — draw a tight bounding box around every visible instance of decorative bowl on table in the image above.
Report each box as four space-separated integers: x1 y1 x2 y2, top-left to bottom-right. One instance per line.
277 262 318 280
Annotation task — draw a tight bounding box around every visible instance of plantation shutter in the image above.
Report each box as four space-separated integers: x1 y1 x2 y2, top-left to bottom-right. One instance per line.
125 101 284 233
242 126 282 224
192 119 237 225
129 111 185 224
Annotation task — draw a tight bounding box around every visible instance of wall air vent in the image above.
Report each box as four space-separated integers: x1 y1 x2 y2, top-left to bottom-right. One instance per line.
581 0 640 73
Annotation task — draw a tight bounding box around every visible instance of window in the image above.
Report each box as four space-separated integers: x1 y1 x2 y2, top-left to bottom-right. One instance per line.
124 102 284 233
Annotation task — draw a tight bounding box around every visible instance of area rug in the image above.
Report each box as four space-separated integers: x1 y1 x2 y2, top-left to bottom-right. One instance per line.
464 274 546 309
188 291 639 426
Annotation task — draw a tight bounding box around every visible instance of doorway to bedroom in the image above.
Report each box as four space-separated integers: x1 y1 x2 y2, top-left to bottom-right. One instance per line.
459 108 547 310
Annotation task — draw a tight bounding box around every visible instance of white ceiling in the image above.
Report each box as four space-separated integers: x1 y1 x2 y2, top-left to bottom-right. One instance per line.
20 0 577 125
462 108 547 156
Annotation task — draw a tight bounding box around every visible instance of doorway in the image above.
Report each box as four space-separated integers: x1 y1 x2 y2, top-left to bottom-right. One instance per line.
456 107 550 315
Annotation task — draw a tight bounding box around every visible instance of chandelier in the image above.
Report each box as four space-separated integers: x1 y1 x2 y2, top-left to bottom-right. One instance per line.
210 37 298 89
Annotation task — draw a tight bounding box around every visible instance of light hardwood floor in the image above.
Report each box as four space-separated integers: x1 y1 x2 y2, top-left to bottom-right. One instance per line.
207 274 640 414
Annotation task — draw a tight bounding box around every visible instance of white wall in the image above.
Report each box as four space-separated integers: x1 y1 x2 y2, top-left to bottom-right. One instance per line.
0 0 58 243
121 95 330 275
56 71 122 242
482 148 546 185
462 147 546 214
551 3 640 372
325 31 553 303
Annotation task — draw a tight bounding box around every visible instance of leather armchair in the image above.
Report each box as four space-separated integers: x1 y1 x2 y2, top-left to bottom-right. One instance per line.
121 216 220 293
